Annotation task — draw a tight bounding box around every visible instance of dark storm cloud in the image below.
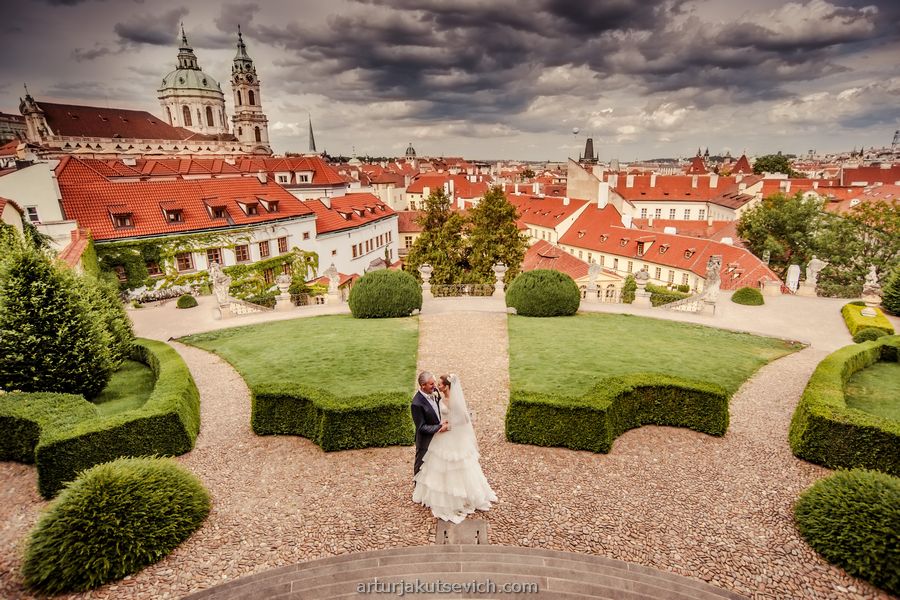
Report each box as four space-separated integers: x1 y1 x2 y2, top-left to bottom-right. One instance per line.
113 6 188 46
35 0 99 5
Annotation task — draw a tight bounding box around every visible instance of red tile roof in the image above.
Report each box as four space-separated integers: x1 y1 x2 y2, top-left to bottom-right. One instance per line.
731 154 753 175
613 175 752 208
522 240 591 281
631 219 742 245
406 173 491 199
236 155 346 186
559 205 779 290
303 193 395 235
37 101 231 141
685 156 708 175
55 156 315 241
506 193 588 229
397 210 423 233
0 140 19 156
0 196 24 215
840 165 900 186
58 228 91 269
824 183 900 214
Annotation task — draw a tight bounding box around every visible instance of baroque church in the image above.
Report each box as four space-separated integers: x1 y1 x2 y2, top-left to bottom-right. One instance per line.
15 27 272 159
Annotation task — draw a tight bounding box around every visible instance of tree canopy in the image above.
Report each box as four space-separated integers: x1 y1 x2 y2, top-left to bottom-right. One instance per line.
404 187 469 284
752 154 800 177
467 185 528 283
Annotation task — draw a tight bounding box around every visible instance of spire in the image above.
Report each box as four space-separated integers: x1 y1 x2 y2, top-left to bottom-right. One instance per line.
308 114 317 153
176 24 199 70
180 22 188 47
582 137 597 164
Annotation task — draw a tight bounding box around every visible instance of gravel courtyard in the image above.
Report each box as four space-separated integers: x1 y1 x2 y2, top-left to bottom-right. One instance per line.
0 304 895 599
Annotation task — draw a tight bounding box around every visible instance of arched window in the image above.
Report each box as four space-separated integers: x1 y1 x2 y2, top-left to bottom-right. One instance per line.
182 105 192 126
254 126 261 143
238 127 243 136
206 106 214 127
237 91 242 106
248 90 255 105
166 106 172 125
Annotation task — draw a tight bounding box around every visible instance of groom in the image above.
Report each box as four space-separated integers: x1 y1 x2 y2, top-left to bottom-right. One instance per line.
411 371 449 477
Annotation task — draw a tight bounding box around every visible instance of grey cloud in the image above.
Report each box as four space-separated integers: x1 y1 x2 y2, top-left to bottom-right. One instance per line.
113 6 188 46
72 44 115 61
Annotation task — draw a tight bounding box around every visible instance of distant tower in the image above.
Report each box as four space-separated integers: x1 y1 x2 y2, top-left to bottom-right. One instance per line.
158 25 228 135
231 26 270 151
582 137 597 164
892 129 899 154
19 85 50 143
308 115 317 153
405 142 416 158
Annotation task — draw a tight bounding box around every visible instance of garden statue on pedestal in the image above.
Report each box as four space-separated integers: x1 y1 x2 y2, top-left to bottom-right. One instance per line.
633 267 651 307
209 262 233 319
492 262 508 298
419 263 434 299
860 265 883 317
323 263 340 304
797 256 826 297
275 273 293 312
585 263 602 303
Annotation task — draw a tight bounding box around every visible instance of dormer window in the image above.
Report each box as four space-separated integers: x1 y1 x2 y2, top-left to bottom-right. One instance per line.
636 242 645 256
352 207 366 217
577 230 586 239
619 237 629 247
295 172 312 183
258 198 280 213
160 201 184 224
237 200 259 216
213 207 227 219
659 244 669 254
337 210 353 220
684 248 696 259
109 205 134 229
276 173 290 184
599 234 608 242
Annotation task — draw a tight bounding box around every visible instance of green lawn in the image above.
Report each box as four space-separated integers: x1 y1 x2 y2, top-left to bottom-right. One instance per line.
181 315 419 396
91 360 156 416
508 313 802 395
845 361 900 421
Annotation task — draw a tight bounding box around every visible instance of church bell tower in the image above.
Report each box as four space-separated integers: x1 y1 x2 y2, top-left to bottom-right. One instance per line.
231 26 270 151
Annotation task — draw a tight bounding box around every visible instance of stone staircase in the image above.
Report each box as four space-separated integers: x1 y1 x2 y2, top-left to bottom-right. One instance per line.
182 545 747 599
225 298 274 316
656 292 713 314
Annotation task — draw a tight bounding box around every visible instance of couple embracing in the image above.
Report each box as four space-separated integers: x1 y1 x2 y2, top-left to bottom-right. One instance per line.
410 371 497 523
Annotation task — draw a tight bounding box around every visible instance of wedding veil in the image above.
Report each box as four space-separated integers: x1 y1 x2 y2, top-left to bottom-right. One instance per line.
447 374 471 428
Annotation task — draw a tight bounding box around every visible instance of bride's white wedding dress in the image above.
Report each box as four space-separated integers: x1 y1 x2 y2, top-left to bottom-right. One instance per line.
412 374 497 523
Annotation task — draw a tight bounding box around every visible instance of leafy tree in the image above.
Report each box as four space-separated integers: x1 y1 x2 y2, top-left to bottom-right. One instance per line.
737 192 823 277
520 168 535 180
753 154 800 177
0 243 114 398
882 267 900 315
466 185 529 283
404 188 469 284
622 274 636 303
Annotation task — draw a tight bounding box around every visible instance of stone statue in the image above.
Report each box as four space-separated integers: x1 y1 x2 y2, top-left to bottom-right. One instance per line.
634 267 650 283
588 263 602 283
704 255 722 303
861 265 883 317
208 262 231 305
805 256 827 286
786 264 801 292
863 265 879 291
324 263 340 295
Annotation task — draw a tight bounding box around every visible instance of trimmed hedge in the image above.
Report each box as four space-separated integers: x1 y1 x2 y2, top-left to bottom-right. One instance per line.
252 383 414 451
0 393 98 464
22 457 210 593
789 336 900 476
731 286 764 306
505 372 729 452
349 269 422 318
505 269 580 317
840 303 894 337
0 338 201 498
853 327 888 343
794 469 900 595
645 283 690 307
176 294 198 309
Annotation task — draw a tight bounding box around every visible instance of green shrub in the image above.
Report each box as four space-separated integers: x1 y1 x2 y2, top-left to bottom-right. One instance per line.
348 269 422 318
883 268 900 316
506 373 729 452
0 243 113 398
840 303 894 336
80 276 135 368
176 294 198 309
853 327 888 343
645 283 690 307
731 286 765 306
794 469 900 595
22 457 210 593
0 339 201 498
244 292 277 308
622 274 636 304
505 270 580 317
252 383 414 451
676 284 691 293
789 336 900 476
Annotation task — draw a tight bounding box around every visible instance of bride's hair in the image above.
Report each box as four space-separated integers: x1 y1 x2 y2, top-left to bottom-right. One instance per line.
439 374 451 389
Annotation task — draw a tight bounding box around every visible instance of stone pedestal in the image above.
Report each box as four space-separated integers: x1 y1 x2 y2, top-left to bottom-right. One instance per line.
796 282 817 297
760 278 782 297
492 262 508 298
419 263 434 299
584 285 599 303
275 273 293 312
634 290 651 307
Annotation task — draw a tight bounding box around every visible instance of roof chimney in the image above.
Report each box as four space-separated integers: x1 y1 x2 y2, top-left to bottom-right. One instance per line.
514 183 519 194
663 226 677 234
626 174 635 188
532 182 539 194
563 196 570 206
256 170 267 184
648 216 654 227
597 181 610 208
691 175 698 188
707 213 713 226
721 237 734 245
621 214 632 228
650 173 657 187
608 173 619 190
321 195 331 209
710 173 718 188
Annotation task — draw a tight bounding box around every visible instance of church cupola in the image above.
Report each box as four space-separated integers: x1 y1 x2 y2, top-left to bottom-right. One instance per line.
231 26 270 152
176 25 200 70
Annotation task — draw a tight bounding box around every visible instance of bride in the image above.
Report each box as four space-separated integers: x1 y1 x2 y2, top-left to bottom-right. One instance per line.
412 374 497 523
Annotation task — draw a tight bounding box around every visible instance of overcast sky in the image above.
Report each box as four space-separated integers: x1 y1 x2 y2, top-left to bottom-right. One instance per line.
2 0 898 161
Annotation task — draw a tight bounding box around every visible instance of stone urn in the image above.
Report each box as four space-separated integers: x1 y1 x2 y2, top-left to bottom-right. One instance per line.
275 273 293 311
492 262 508 298
419 263 434 298
633 268 651 307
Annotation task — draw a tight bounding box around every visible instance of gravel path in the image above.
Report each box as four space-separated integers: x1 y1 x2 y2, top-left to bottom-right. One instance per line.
0 311 894 599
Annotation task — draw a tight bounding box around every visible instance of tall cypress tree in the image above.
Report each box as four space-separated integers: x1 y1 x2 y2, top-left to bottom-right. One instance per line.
0 243 113 398
404 188 468 284
466 185 528 283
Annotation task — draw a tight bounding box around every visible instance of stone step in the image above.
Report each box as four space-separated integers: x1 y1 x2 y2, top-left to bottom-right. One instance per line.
183 545 747 600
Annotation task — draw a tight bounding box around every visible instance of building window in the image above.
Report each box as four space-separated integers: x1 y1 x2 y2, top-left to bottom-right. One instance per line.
404 235 414 248
682 273 690 286
212 207 227 219
613 258 619 270
578 250 583 259
277 174 289 184
627 261 633 273
669 208 676 219
258 240 270 258
237 91 242 106
636 242 644 256
684 209 691 220
303 232 310 240
654 208 662 219
640 208 647 219
166 106 173 125
235 244 250 262
25 206 40 223
206 106 214 127
176 252 194 272
113 214 133 228
146 261 162 276
277 236 288 253
655 267 662 279
166 210 183 223
698 209 706 220
182 105 192 127
113 265 127 282
254 127 261 143
668 270 675 283
238 126 243 136
587 252 592 263
352 245 358 258
599 256 605 266
332 249 337 256
263 268 274 284
206 247 222 266
297 174 310 183
249 90 256 105
282 263 292 276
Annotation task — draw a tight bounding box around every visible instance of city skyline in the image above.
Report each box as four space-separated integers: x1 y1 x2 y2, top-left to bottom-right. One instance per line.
3 0 899 161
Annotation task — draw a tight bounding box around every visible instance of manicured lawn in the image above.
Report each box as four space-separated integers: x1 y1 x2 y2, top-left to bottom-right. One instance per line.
92 360 156 416
181 315 419 396
508 313 802 395
845 361 900 421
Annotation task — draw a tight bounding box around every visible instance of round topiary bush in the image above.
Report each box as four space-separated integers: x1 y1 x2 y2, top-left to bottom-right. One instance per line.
505 269 580 317
731 286 764 306
348 269 422 318
176 294 198 309
794 469 900 595
22 457 210 593
852 327 888 343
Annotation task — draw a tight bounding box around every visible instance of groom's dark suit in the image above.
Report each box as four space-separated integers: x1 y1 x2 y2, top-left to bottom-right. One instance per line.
411 390 442 476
